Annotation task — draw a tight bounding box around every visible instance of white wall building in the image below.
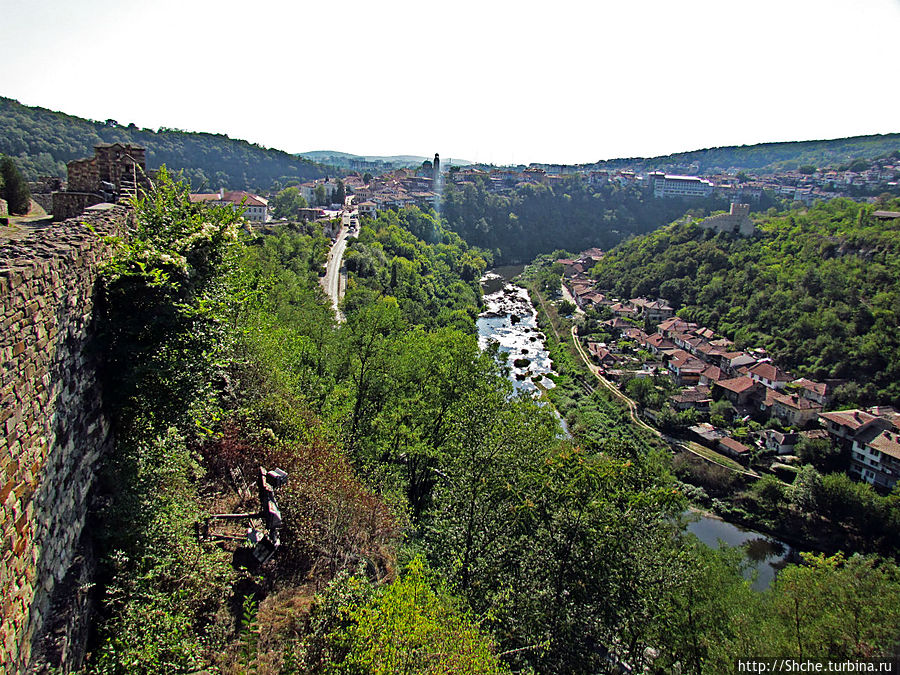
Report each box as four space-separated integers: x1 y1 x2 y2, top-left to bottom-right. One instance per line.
649 171 714 198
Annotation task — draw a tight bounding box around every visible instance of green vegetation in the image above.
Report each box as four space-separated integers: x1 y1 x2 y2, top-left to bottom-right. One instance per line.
0 96 331 189
79 182 900 674
270 186 310 220
0 155 31 214
343 206 487 330
440 175 746 263
591 198 900 405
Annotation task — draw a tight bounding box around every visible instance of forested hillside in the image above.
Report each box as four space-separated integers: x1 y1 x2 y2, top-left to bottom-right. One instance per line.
0 96 330 190
591 197 900 405
587 134 900 173
76 181 900 674
342 206 488 330
440 176 751 263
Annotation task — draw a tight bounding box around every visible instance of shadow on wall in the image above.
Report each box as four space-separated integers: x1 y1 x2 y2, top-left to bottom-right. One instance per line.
0 204 129 672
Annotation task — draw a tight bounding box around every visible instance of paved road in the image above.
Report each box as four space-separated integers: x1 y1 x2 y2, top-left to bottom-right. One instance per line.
321 209 358 322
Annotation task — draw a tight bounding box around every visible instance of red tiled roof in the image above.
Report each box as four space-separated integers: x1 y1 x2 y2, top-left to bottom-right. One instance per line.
772 392 820 411
719 437 751 454
792 378 828 396
716 376 757 394
868 430 900 461
819 410 878 431
749 362 791 382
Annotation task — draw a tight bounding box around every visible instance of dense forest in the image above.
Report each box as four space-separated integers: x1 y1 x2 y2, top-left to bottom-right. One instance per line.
591 197 900 405
439 176 757 263
584 134 900 174
73 179 900 674
0 96 331 190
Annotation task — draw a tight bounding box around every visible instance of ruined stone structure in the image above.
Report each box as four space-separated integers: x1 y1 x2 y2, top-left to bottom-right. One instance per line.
0 204 131 672
698 202 756 236
52 144 149 222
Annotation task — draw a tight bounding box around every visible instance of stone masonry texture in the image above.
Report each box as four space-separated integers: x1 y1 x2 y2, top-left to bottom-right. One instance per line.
0 205 131 673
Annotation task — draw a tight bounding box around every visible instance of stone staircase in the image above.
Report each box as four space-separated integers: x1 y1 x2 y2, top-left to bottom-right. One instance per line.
117 177 138 204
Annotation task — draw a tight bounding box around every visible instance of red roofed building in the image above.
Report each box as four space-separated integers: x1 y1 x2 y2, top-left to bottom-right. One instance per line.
819 409 888 449
657 317 697 338
850 426 900 489
645 334 675 354
587 342 620 366
699 365 724 385
714 376 760 405
769 391 822 427
718 436 752 461
748 362 792 390
791 378 832 406
190 189 270 222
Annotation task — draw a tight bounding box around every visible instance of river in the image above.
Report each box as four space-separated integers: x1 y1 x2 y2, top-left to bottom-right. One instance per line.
685 511 798 591
477 265 556 395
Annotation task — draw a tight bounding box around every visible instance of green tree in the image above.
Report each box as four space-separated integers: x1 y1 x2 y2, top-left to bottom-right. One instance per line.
270 185 308 219
326 559 511 674
770 553 900 658
0 155 31 214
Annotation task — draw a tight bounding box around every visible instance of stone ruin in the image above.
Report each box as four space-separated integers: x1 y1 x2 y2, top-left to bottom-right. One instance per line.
51 143 152 221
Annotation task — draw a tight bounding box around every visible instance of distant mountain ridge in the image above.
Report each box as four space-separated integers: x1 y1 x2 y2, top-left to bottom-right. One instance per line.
578 134 900 174
300 150 473 170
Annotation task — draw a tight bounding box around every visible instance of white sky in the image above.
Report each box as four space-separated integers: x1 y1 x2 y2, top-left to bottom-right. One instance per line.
2 0 899 166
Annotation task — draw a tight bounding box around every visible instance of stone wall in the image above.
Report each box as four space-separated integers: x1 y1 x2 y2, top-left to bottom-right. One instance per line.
0 204 131 673
65 158 98 194
698 202 756 236
51 193 105 222
30 194 54 214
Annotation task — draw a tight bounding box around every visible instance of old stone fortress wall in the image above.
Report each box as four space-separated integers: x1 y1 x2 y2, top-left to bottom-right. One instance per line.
1 146 144 673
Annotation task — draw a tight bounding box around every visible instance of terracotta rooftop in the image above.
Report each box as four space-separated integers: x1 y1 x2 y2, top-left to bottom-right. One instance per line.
792 378 829 396
819 409 879 431
719 437 751 454
771 391 820 411
868 430 900 461
749 362 791 383
716 376 757 394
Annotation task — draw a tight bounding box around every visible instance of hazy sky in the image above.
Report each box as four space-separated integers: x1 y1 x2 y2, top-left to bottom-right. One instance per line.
2 0 899 165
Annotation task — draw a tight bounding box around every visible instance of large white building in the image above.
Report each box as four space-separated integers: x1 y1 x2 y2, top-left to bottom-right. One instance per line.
189 189 270 222
299 179 341 205
649 171 714 198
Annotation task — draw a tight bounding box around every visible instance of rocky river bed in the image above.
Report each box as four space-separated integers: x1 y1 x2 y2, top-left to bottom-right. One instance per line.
477 272 556 394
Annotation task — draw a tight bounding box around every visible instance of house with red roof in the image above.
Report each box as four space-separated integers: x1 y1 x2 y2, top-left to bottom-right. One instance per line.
819 409 888 449
718 436 752 461
748 362 792 390
791 378 832 406
713 376 760 406
850 425 900 489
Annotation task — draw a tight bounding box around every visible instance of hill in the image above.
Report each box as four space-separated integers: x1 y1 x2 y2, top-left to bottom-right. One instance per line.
589 198 900 405
582 134 900 174
0 96 331 190
300 149 473 170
